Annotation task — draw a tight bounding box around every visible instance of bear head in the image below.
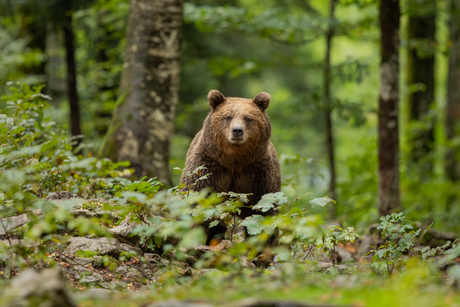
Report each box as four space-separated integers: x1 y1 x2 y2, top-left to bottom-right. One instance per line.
206 90 272 150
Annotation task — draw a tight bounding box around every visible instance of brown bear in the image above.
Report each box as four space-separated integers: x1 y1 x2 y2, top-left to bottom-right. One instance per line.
180 90 281 224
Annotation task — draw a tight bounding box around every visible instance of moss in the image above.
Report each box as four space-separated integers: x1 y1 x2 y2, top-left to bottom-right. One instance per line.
75 250 99 258
93 255 119 270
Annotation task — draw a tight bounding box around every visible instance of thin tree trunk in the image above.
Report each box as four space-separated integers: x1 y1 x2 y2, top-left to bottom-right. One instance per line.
102 0 183 186
407 3 436 172
94 17 117 137
63 6 82 145
446 0 460 181
324 0 337 217
378 0 401 216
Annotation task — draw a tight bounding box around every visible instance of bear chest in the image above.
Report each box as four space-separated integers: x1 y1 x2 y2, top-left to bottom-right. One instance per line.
228 169 258 194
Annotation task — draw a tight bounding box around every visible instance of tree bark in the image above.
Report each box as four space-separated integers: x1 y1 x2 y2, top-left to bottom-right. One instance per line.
62 5 82 145
102 0 183 186
446 0 460 181
407 2 436 172
324 0 337 217
378 0 401 216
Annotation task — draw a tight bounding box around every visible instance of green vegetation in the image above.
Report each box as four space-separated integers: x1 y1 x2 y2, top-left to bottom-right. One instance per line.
1 0 460 305
0 84 459 306
74 251 98 259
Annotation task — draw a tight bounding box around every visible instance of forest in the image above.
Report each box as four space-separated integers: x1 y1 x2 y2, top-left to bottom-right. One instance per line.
1 0 460 306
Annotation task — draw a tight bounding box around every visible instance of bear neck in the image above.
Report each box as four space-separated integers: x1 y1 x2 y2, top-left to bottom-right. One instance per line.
216 139 270 169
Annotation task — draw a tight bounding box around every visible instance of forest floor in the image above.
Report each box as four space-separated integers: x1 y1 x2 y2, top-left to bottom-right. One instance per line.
1 192 460 307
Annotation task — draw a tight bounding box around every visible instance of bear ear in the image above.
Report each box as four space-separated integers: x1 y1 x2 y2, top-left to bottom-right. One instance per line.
253 92 271 111
207 90 226 110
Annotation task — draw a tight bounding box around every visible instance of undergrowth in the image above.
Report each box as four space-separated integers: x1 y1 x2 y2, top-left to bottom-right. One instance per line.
0 83 459 306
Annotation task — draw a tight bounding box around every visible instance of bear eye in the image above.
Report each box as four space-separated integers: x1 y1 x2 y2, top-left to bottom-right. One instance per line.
225 116 233 121
244 117 253 122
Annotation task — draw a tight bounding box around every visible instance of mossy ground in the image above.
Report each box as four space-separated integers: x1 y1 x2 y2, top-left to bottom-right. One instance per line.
75 260 460 307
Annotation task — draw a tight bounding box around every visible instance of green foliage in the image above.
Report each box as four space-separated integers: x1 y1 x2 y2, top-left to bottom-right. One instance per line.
368 213 423 274
184 3 373 44
0 82 127 277
309 196 335 208
310 225 360 265
0 18 44 92
0 82 458 306
75 250 98 258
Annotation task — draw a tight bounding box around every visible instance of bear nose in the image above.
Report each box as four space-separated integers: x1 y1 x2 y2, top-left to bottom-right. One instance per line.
232 127 244 137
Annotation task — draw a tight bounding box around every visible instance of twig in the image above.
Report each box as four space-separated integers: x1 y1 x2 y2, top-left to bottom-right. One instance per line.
0 218 12 247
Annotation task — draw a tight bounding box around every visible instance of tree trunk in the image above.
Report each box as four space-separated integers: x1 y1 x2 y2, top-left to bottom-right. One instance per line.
378 0 401 216
324 0 337 217
407 3 436 172
446 0 460 181
62 5 82 145
102 0 183 186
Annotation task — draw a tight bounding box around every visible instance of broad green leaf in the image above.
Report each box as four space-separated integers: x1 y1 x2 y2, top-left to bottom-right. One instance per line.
241 215 265 235
309 196 335 207
253 192 288 212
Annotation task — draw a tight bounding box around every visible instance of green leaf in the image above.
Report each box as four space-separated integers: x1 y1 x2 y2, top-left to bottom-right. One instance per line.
309 196 335 207
253 192 287 212
178 227 206 249
241 215 265 235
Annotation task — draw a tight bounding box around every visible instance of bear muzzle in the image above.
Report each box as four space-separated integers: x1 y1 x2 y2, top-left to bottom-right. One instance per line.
232 127 244 137
227 125 247 146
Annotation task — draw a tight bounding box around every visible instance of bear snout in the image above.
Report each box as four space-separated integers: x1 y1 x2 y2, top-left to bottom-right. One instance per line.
232 127 244 137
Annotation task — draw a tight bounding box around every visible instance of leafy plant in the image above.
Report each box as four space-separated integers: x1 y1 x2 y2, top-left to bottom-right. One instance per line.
310 225 360 265
0 82 129 277
367 213 423 274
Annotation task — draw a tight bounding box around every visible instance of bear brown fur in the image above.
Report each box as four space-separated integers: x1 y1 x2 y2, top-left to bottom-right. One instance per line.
180 90 281 220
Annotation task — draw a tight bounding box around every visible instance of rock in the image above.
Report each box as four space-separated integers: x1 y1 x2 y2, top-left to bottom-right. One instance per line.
72 256 94 266
98 280 127 290
115 265 129 274
69 198 118 220
109 280 127 290
80 274 102 284
109 213 142 244
64 237 122 258
144 253 160 259
145 253 170 267
45 191 78 200
44 194 118 221
0 239 39 248
315 262 350 273
192 240 232 257
126 268 144 279
357 235 374 257
0 214 29 235
74 266 93 273
335 246 354 262
120 243 143 255
6 268 76 307
415 222 458 247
